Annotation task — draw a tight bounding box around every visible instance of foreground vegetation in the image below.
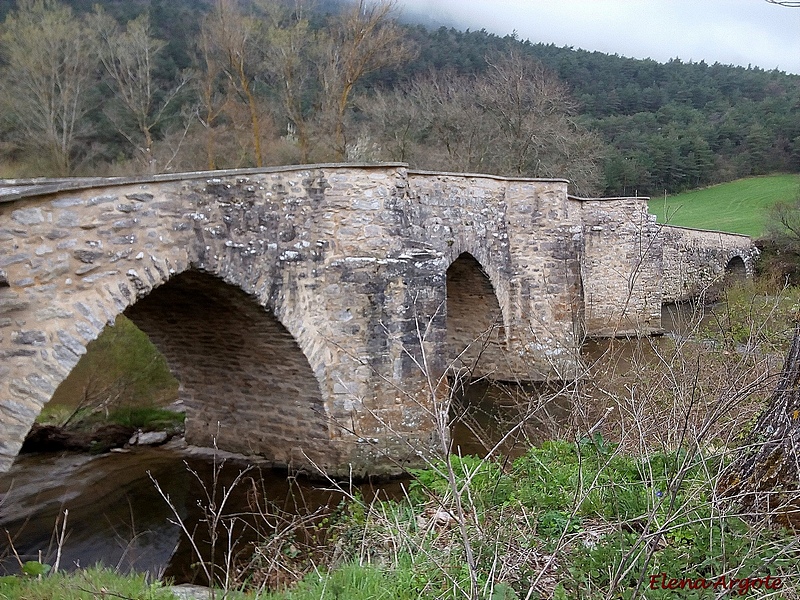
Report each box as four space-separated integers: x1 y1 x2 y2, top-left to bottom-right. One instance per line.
648 174 800 237
4 439 799 598
4 278 800 599
0 567 176 600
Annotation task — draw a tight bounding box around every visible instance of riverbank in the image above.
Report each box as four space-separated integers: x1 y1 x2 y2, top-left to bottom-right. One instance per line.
3 438 800 599
4 279 800 598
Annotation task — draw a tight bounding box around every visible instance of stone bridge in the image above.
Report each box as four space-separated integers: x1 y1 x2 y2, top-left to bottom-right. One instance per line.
659 225 759 302
0 164 755 475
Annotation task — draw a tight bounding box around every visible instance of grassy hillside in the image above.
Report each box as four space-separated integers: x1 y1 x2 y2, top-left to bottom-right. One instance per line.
648 174 800 238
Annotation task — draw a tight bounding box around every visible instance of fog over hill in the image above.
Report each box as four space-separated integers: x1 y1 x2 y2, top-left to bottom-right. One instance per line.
396 0 800 75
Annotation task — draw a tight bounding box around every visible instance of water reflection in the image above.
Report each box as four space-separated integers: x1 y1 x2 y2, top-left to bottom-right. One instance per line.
449 378 572 458
0 446 405 583
0 448 186 576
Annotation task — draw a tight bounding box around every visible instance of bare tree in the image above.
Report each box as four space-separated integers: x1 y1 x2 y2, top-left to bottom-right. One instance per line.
355 86 424 163
192 10 234 170
316 0 415 161
92 9 188 174
766 1 800 6
0 0 97 175
766 198 800 250
478 53 604 194
260 0 317 162
200 0 269 167
360 54 604 195
358 70 499 172
189 0 412 166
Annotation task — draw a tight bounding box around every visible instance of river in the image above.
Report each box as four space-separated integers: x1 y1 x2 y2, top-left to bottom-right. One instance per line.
0 303 706 583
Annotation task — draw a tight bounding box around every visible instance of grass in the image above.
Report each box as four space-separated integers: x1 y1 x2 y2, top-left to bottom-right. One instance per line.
8 278 800 599
648 174 800 238
0 567 177 599
250 439 800 599
106 406 185 431
38 314 179 428
13 440 794 599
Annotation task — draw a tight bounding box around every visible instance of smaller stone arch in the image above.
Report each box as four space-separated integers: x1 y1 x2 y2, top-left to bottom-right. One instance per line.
445 252 509 379
723 254 751 287
724 255 748 281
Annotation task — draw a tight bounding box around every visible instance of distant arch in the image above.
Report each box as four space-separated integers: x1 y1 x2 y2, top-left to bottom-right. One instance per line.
445 253 508 379
724 255 748 286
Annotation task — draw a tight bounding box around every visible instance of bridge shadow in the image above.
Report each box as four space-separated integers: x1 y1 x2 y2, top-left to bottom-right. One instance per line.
445 252 507 378
724 255 747 283
444 252 560 454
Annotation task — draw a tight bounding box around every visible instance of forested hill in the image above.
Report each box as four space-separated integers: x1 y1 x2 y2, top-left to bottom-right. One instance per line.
394 27 800 195
1 0 798 197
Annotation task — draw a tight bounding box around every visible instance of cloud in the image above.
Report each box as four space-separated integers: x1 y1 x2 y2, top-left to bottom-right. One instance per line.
397 0 800 74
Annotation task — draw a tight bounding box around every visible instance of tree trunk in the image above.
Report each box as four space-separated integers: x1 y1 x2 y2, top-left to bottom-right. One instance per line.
719 321 800 524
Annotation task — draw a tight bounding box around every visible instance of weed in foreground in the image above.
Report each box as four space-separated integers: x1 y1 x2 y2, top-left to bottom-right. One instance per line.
293 439 800 599
0 566 176 600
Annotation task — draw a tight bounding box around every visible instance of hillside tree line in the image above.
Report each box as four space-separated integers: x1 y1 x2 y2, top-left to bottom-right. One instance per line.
1 0 799 198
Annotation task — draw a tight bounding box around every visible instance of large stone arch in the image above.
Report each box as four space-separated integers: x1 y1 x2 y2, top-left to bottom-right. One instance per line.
124 270 331 467
0 252 336 472
0 167 453 476
0 174 344 473
445 252 510 380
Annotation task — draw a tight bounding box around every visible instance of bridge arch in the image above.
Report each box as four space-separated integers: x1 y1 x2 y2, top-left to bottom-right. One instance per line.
124 270 331 465
724 254 748 281
2 261 333 470
0 237 336 471
445 252 509 379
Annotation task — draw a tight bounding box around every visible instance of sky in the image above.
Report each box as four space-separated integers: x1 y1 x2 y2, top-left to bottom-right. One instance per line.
396 0 800 75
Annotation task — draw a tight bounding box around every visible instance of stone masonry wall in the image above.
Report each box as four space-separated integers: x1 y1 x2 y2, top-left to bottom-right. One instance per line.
577 196 664 337
0 165 448 476
0 165 679 474
660 225 758 303
125 271 332 467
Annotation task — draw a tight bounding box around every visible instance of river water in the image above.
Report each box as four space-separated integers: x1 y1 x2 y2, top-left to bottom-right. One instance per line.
0 304 706 582
0 445 408 582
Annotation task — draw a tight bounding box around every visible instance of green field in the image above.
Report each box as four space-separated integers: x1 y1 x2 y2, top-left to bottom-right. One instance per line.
648 174 800 238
